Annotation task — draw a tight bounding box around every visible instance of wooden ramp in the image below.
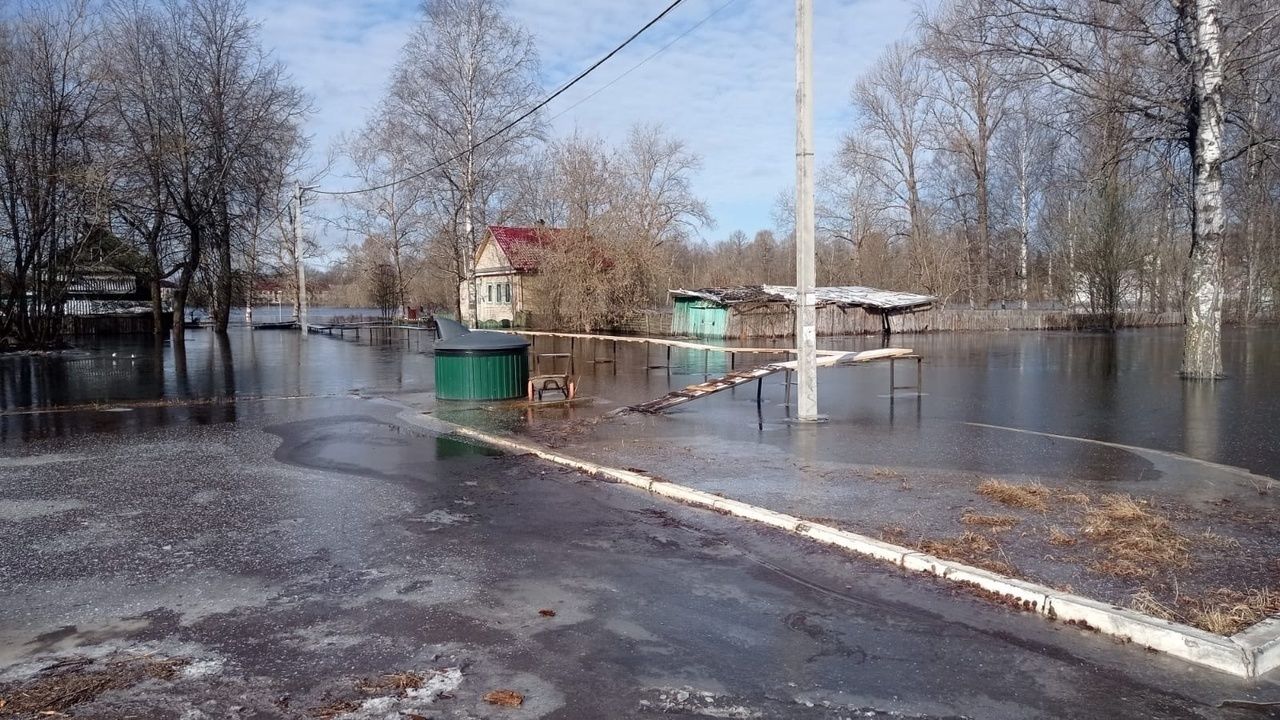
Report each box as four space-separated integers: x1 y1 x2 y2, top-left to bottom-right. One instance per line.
627 348 915 414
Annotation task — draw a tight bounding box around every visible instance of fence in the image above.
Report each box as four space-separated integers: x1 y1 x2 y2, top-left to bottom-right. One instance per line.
607 309 675 336
884 308 1185 334
608 306 1184 338
62 312 171 336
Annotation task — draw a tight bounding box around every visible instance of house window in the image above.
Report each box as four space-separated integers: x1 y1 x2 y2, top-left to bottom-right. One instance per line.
503 283 511 303
487 284 493 303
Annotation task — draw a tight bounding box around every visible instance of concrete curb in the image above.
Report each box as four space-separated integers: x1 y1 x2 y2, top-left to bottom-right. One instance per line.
408 415 1280 679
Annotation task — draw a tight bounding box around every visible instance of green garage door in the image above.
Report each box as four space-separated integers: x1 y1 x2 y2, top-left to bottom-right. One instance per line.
686 301 728 339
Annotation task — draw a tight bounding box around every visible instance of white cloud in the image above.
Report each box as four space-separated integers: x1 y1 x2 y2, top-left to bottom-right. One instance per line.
245 0 920 251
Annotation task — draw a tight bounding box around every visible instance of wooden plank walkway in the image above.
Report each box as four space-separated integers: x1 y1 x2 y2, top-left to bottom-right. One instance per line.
627 348 915 414
252 321 299 330
506 329 829 357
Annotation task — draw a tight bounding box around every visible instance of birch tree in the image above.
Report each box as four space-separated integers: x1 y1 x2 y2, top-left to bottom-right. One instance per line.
385 0 541 323
971 0 1280 375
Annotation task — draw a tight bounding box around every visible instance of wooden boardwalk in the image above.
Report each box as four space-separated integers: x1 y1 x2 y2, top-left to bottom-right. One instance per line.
508 329 811 356
627 347 917 414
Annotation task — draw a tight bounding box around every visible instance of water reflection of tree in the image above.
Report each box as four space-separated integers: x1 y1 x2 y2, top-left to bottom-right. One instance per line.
369 263 400 319
1182 381 1220 462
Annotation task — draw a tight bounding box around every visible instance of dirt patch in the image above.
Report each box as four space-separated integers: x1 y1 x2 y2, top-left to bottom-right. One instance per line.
524 417 601 448
880 524 908 542
0 653 187 717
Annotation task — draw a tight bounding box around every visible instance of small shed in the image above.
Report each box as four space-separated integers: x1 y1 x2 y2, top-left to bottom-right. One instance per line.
670 285 936 339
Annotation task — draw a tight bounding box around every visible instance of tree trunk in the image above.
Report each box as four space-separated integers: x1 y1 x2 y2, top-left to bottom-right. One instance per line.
171 278 189 345
1019 130 1030 310
1181 0 1225 379
171 224 201 342
151 275 164 336
213 201 233 333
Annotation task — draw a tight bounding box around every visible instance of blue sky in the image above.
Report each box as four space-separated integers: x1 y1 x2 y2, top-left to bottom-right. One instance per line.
252 0 923 251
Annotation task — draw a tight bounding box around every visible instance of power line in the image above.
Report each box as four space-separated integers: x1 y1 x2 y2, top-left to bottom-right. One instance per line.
314 0 692 197
545 0 739 125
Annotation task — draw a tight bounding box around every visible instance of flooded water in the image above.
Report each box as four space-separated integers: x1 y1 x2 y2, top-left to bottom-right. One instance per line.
525 327 1280 482
2 324 1277 484
0 326 434 443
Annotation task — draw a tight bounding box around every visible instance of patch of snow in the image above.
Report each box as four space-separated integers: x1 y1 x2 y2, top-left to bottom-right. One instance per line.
335 667 463 720
182 659 225 679
410 510 471 526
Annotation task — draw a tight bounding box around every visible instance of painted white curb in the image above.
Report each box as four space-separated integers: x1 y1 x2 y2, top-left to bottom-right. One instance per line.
404 413 1280 679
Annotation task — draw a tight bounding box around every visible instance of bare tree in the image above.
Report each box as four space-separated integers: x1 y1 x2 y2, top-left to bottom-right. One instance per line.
102 0 182 335
526 126 711 330
844 41 936 292
180 0 308 333
341 117 427 311
385 0 541 324
970 0 1280 375
992 87 1054 308
0 0 104 348
922 0 1012 307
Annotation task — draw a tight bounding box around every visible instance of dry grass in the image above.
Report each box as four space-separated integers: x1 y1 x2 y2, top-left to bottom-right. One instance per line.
977 479 1049 511
919 531 1017 576
1047 525 1077 546
0 654 187 717
960 512 1020 531
1198 530 1241 549
484 689 524 707
1081 493 1189 578
1055 491 1092 506
1130 588 1179 622
868 467 904 480
1131 588 1280 635
880 524 907 542
310 699 362 719
1186 588 1280 635
355 672 425 694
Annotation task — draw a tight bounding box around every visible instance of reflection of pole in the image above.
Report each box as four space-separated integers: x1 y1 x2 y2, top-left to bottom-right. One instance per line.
794 0 818 421
295 184 309 339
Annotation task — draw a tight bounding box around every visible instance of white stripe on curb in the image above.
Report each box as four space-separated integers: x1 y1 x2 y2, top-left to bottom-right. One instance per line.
403 412 1280 679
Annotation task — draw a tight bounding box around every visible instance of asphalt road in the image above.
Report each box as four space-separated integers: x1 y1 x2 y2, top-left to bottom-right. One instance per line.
1 397 1277 719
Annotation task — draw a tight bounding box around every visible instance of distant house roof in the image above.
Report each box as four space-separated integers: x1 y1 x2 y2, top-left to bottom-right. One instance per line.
670 285 936 314
488 225 564 272
65 264 142 297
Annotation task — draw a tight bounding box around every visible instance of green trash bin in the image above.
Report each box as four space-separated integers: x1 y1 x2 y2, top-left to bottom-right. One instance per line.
434 318 529 401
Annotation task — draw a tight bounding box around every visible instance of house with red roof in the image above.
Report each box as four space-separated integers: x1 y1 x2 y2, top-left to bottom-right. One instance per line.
461 224 563 326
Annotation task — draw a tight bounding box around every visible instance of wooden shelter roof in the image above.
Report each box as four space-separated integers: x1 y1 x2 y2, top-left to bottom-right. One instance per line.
669 285 935 314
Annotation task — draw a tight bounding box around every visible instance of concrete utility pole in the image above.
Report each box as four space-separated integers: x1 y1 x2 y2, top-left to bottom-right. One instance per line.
794 0 819 421
294 184 309 339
